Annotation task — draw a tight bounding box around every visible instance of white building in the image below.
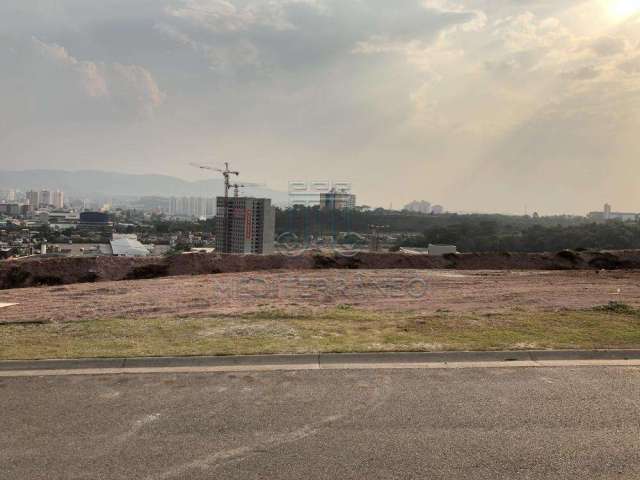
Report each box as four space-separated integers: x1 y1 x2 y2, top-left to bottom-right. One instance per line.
588 203 638 222
170 196 216 218
52 190 64 209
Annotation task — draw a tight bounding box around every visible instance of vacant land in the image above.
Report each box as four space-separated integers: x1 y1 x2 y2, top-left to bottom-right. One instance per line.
2 269 640 323
1 269 640 359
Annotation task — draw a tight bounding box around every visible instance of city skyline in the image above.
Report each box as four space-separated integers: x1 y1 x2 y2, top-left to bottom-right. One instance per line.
1 1 639 214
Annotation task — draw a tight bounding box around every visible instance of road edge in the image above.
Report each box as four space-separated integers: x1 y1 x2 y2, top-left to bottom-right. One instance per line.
2 350 640 376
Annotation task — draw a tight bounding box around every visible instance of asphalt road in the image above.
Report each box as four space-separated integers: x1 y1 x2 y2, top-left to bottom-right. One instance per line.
2 367 640 479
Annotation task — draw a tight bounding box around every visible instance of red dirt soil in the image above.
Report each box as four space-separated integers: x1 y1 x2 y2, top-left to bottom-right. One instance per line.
1 269 639 324
3 250 640 290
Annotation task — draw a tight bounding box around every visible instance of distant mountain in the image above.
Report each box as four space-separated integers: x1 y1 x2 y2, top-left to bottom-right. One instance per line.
0 169 288 203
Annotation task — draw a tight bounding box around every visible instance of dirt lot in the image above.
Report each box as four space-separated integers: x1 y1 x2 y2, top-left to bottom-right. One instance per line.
1 269 639 324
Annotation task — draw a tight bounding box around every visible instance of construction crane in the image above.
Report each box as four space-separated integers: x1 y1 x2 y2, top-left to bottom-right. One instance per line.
190 162 239 254
231 182 266 198
189 162 239 200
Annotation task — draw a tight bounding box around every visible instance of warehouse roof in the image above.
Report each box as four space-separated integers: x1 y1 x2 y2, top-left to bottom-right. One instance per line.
110 237 150 257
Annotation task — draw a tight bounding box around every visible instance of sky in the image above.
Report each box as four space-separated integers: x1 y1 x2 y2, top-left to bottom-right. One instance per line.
1 0 639 214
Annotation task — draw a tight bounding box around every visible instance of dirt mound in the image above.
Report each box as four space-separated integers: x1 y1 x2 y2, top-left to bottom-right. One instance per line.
2 249 640 290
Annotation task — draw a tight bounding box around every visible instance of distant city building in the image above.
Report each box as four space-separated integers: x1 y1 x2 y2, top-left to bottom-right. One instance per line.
319 188 356 210
52 190 64 209
48 211 79 225
588 203 638 222
36 211 50 225
40 189 51 207
404 200 432 214
170 196 216 218
431 205 445 215
215 197 275 254
26 190 40 208
0 203 20 216
78 211 113 234
69 198 86 210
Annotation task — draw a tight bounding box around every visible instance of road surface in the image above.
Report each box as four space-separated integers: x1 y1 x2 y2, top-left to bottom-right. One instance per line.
2 366 640 479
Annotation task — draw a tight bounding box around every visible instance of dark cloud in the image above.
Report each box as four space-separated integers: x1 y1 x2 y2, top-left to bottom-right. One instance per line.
560 65 600 81
590 36 627 56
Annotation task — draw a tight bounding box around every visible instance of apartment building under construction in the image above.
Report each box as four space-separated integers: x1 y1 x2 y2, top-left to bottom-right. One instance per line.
215 197 275 254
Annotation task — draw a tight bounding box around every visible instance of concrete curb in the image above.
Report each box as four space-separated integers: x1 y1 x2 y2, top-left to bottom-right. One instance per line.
2 350 640 373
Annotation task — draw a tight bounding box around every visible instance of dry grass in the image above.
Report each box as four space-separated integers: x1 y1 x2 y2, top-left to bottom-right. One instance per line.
2 306 640 359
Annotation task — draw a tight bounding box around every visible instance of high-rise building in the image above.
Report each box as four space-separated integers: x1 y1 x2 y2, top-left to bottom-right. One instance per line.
52 190 64 209
215 197 275 254
170 196 215 218
319 188 356 210
206 197 216 218
40 189 51 207
0 203 20 216
26 190 40 208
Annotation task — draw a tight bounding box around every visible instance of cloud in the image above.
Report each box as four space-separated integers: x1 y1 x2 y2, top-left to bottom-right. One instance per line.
561 64 601 80
589 36 628 56
165 0 324 33
13 37 165 119
619 55 640 73
160 0 480 73
1 0 640 213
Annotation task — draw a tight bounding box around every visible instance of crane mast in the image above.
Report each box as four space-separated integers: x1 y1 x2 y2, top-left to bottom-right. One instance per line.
190 161 239 253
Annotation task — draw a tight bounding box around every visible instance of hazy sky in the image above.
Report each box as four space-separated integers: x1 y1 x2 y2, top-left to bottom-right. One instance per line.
1 0 639 213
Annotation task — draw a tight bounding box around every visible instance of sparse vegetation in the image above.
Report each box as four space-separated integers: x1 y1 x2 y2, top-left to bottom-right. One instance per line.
3 307 640 360
592 301 638 315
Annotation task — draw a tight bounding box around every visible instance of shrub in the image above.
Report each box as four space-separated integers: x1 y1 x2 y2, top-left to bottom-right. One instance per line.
593 301 637 315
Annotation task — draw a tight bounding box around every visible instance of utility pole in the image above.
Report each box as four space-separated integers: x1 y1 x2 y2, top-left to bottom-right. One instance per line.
369 224 388 252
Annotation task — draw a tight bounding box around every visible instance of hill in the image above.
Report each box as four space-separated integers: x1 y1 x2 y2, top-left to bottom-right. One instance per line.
0 169 288 202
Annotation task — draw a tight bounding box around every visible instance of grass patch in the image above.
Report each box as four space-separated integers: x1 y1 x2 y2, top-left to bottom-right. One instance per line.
2 307 640 360
592 301 638 315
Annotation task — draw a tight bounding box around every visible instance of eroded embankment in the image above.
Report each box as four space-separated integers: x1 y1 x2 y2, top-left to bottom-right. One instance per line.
1 249 639 290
